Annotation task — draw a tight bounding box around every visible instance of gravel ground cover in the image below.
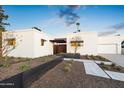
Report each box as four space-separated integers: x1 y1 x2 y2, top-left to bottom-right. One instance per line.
81 55 111 62
99 63 124 73
30 61 124 88
0 55 58 80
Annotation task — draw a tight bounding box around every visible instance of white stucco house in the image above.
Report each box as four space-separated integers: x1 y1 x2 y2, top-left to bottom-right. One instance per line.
2 29 53 58
2 28 124 58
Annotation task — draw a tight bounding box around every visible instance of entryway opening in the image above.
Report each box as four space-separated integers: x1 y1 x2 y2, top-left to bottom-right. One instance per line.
50 38 67 54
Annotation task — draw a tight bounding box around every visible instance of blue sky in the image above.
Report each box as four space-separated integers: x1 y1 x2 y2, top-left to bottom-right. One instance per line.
3 5 124 36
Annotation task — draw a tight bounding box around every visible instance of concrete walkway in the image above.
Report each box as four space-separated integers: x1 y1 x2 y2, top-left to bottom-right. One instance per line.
95 60 112 65
63 58 93 62
64 57 124 81
100 54 124 67
83 62 110 78
105 70 124 81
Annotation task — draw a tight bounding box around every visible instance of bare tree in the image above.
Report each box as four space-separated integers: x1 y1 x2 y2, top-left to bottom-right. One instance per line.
2 32 22 58
0 6 10 58
70 36 83 54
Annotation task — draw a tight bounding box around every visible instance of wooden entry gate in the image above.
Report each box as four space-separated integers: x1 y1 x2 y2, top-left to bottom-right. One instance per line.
53 44 66 54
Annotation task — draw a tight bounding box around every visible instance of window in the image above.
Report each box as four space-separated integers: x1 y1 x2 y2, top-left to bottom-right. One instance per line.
71 42 79 46
7 38 16 46
70 41 84 47
41 39 46 46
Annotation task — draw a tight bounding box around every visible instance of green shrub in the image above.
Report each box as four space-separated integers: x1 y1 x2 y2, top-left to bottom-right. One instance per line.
0 64 3 67
63 65 71 72
19 64 29 71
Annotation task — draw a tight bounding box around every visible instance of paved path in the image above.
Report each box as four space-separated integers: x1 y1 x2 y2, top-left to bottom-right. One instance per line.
64 58 124 81
100 54 124 67
105 70 124 81
83 62 110 78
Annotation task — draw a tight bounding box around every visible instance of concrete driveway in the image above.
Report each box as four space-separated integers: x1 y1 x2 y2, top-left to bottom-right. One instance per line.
99 54 124 67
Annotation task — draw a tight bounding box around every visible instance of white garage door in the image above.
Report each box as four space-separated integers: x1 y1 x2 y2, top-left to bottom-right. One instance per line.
98 44 117 54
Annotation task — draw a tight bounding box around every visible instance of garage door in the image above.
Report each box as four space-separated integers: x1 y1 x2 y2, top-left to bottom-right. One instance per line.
98 44 117 54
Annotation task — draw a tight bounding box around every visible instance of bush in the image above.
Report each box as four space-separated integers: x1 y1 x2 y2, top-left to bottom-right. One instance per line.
111 63 116 67
90 55 95 60
3 56 9 62
0 64 3 67
116 67 121 71
85 54 90 59
19 64 29 71
100 62 108 69
100 62 104 66
63 62 72 72
3 63 11 68
63 66 71 72
25 57 31 61
68 60 74 65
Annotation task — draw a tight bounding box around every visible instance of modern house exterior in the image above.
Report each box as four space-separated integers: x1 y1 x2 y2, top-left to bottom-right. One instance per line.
66 32 98 55
2 29 124 58
2 29 53 58
98 35 124 54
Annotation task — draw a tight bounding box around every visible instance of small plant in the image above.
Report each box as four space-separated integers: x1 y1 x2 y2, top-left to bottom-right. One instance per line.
25 57 30 61
111 63 116 67
68 60 74 65
85 54 90 59
4 56 9 62
90 55 95 60
100 62 104 66
0 64 3 67
100 62 108 69
63 65 71 72
63 66 71 72
17 57 22 59
3 63 11 68
44 57 48 62
19 64 29 71
116 67 121 71
10 56 14 59
63 62 72 72
64 63 72 67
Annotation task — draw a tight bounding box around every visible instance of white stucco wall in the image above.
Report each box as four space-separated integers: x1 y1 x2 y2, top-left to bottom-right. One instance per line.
67 32 98 55
3 29 124 57
2 29 54 58
2 29 34 58
98 36 124 54
33 30 53 58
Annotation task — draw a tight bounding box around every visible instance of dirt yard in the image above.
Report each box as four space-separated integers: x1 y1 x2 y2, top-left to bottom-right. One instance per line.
30 61 124 88
0 55 58 80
